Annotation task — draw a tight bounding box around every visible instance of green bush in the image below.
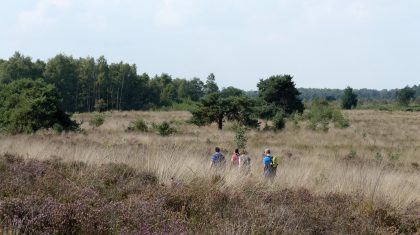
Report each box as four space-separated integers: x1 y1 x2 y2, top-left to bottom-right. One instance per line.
290 112 302 129
305 98 349 131
154 121 177 136
272 111 286 130
233 122 248 149
127 118 148 132
52 123 64 133
332 110 350 128
94 99 107 112
0 79 78 134
89 113 105 127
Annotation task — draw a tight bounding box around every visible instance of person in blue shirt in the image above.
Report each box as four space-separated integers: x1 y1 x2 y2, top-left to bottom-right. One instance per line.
263 148 274 178
210 147 226 169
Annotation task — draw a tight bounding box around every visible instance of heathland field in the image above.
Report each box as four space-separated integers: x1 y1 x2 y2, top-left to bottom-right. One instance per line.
0 110 419 234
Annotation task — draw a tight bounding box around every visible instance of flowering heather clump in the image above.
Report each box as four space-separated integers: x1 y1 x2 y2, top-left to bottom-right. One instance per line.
0 154 418 234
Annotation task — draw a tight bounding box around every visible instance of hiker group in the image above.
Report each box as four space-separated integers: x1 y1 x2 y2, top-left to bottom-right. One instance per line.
210 147 278 179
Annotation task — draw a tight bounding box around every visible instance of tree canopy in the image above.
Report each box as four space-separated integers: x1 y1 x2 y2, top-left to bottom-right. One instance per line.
0 79 78 133
257 75 304 114
190 93 258 130
341 86 358 109
396 86 415 106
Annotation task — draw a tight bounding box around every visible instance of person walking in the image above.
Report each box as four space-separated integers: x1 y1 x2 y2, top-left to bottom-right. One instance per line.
239 150 251 175
231 148 240 167
210 147 226 169
263 148 273 178
263 148 278 180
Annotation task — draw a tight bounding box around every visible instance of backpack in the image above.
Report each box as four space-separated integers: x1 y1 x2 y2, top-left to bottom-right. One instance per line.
271 155 279 168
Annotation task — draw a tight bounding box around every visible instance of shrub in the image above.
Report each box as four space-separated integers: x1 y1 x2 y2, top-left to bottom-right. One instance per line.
332 109 350 128
233 122 248 149
305 98 349 131
272 111 286 130
290 112 302 129
89 113 105 127
154 121 177 136
127 118 148 132
0 79 78 133
52 123 63 133
94 99 107 112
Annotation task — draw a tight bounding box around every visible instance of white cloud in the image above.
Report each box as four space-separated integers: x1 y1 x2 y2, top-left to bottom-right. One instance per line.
154 0 198 27
18 0 72 29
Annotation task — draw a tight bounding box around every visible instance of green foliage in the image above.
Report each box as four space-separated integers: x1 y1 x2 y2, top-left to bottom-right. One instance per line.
290 112 303 129
341 86 358 109
204 73 219 95
0 79 78 133
190 93 259 130
94 99 107 112
272 111 286 130
332 109 350 128
153 121 177 136
0 52 44 84
89 113 105 127
257 74 304 114
127 118 148 132
52 123 64 133
233 122 248 149
1 52 418 115
305 98 350 132
220 86 245 98
396 86 415 106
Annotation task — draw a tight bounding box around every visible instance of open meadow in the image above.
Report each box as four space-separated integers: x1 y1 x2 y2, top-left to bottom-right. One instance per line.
0 110 419 234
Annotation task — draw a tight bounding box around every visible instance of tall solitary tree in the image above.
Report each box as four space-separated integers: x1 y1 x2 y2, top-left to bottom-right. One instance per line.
341 86 358 109
190 93 258 130
204 73 219 95
257 75 304 114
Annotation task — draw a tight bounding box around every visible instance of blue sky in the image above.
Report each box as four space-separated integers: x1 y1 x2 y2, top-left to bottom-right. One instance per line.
1 0 419 90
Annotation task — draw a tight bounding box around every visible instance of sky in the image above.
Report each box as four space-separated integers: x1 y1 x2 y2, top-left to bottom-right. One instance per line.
1 0 419 90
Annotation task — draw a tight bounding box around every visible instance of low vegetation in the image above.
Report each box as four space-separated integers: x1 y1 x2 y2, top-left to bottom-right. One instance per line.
0 110 418 234
88 113 105 128
0 153 418 234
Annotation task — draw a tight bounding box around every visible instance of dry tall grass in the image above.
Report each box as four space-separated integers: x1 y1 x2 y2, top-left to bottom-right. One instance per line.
0 110 419 216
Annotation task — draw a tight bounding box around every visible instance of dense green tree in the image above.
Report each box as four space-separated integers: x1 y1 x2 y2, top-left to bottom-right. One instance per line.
220 86 244 97
44 54 79 112
204 73 219 95
176 78 204 101
257 75 304 114
396 86 415 106
190 93 258 130
95 56 110 110
77 57 96 112
0 79 78 133
341 86 358 109
0 52 40 83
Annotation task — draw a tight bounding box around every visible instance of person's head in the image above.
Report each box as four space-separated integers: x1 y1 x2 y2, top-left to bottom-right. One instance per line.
215 147 220 153
235 148 239 154
264 148 271 155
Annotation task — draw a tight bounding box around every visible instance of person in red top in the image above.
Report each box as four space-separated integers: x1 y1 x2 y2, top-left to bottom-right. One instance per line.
231 148 240 167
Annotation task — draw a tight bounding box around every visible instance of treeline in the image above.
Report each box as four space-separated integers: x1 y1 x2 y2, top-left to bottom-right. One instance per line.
1 52 419 114
247 87 420 102
0 52 223 113
297 87 420 102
